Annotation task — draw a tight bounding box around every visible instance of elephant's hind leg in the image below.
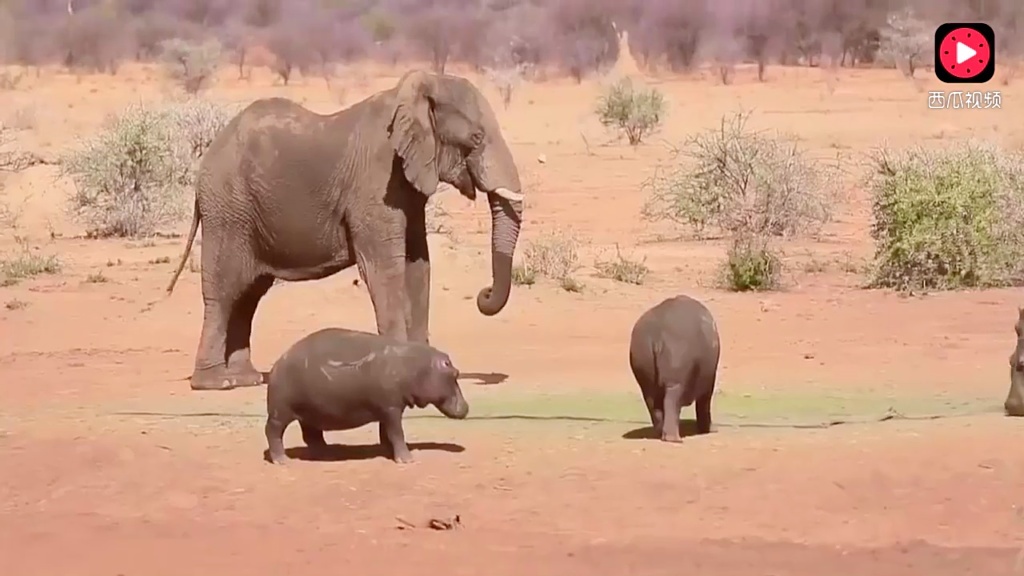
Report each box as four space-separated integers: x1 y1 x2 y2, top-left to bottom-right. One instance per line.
191 252 272 391
225 274 274 379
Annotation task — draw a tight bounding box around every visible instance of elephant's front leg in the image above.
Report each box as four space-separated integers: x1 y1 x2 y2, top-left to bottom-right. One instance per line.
405 227 430 345
355 241 409 342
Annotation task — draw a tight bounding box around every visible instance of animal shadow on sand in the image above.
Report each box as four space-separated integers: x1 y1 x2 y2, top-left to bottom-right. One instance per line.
622 419 708 440
269 442 465 462
459 372 509 386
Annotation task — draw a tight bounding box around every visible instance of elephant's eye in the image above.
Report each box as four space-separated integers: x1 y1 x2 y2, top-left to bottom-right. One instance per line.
470 131 484 147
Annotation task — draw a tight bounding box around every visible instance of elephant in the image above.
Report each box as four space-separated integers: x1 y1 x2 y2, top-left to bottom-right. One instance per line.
165 70 525 392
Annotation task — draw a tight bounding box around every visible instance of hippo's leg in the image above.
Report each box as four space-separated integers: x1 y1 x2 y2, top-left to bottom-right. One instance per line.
300 422 327 450
695 388 713 435
642 384 664 433
265 410 295 464
660 383 684 443
380 409 414 464
378 421 393 454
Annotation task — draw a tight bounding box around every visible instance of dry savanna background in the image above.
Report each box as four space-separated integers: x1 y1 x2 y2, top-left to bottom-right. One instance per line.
3 0 1024 574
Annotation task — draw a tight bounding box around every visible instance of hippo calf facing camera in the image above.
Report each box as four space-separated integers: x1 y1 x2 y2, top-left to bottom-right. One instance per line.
264 328 469 464
629 295 720 443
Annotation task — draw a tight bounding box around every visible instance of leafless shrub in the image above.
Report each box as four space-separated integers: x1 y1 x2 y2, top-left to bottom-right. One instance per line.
163 99 234 160
514 229 586 291
641 110 842 240
159 37 223 94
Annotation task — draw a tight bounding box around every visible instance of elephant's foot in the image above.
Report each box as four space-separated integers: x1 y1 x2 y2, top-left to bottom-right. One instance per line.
1005 396 1024 417
190 365 264 391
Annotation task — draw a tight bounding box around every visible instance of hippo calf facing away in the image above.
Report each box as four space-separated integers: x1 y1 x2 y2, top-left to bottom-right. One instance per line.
629 295 721 443
265 328 469 464
1006 308 1024 417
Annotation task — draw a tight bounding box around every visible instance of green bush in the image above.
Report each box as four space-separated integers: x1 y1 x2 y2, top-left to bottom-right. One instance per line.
868 142 1024 292
595 77 665 146
721 234 782 292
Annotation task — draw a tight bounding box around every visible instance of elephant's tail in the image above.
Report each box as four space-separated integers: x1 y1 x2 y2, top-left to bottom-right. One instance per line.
165 196 201 295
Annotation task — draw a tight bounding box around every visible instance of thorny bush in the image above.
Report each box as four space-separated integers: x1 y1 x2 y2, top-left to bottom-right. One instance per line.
641 110 842 240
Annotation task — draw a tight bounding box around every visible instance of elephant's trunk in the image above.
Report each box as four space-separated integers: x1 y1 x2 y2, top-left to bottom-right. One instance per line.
477 194 522 316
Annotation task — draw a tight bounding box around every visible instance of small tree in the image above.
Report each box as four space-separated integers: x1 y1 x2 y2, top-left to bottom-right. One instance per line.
159 37 223 94
595 77 665 146
878 9 931 77
867 142 1024 292
61 104 193 239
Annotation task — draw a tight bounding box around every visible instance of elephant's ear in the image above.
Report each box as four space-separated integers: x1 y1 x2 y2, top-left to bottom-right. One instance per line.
388 70 439 197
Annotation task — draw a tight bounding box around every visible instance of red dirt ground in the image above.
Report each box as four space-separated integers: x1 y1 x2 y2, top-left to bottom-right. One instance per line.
2 56 1023 575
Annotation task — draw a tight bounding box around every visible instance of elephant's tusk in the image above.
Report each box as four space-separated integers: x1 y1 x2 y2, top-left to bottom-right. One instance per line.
491 187 525 202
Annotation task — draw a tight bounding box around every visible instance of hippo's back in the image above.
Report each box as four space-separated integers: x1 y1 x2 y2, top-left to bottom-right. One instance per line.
631 295 720 367
269 328 389 386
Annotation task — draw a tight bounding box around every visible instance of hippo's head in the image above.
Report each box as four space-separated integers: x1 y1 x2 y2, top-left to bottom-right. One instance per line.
414 350 469 420
1006 307 1024 417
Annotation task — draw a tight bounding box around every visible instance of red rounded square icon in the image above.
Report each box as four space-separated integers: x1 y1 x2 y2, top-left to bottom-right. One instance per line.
934 22 995 83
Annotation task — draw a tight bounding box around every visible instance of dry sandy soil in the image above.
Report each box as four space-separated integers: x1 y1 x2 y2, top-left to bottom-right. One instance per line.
2 57 1024 575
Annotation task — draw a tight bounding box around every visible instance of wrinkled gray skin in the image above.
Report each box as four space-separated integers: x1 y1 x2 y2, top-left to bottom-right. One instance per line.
629 295 720 443
265 327 469 465
165 70 525 391
1005 307 1024 417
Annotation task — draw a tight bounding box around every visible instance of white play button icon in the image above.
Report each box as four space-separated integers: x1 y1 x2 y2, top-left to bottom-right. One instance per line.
956 42 977 65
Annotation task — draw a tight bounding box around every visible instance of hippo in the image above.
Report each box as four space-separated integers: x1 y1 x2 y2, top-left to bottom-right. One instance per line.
629 295 721 443
1006 307 1024 417
264 328 469 464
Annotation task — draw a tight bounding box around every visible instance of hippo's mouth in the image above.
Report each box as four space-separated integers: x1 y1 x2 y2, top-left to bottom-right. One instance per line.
437 393 469 420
